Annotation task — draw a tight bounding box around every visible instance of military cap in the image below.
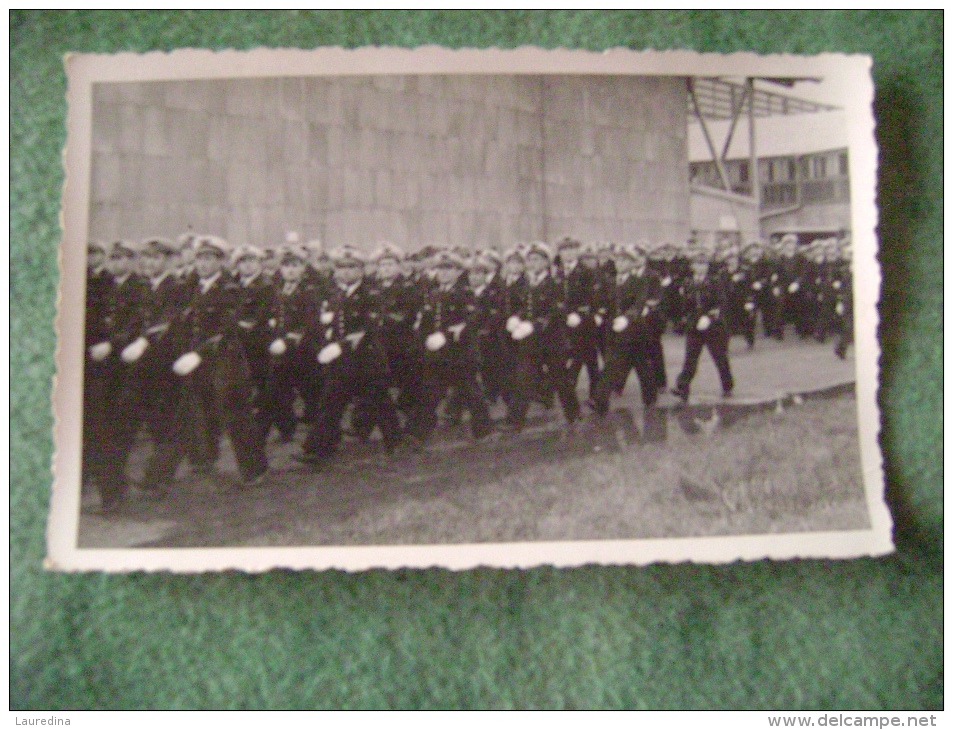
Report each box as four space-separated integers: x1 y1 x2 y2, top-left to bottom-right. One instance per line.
284 230 301 245
194 235 230 258
742 240 763 252
555 236 583 252
524 241 553 260
110 239 140 257
578 242 599 259
232 244 266 264
177 232 197 249
141 236 178 256
431 249 465 269
613 242 646 261
502 245 525 262
470 249 502 272
279 244 309 263
779 232 799 247
327 244 367 266
88 240 107 254
372 241 405 264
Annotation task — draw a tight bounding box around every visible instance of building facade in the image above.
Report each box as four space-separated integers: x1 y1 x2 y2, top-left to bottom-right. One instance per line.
89 75 691 251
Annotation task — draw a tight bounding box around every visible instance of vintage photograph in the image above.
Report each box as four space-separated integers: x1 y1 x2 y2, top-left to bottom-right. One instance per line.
48 48 892 571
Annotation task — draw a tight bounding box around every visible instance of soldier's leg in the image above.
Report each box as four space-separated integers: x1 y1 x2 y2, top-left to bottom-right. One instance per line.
456 364 492 439
301 364 351 459
592 342 631 417
219 345 268 482
548 351 580 424
674 331 705 399
705 327 734 395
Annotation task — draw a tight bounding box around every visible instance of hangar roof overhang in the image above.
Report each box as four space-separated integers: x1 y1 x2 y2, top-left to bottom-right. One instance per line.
686 77 840 208
687 77 839 122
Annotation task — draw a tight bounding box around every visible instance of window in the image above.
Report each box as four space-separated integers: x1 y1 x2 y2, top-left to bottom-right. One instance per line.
839 152 848 176
811 156 827 179
738 161 749 183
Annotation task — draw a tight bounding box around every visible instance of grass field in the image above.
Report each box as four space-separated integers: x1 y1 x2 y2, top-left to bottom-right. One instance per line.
209 392 869 548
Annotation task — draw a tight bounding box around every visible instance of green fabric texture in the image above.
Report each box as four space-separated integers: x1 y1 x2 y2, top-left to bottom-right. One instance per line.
11 10 941 710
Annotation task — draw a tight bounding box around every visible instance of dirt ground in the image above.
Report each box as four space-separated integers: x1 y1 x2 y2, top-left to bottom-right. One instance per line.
77 334 865 549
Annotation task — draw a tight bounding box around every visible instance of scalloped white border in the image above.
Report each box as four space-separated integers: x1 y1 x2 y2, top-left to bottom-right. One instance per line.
48 46 892 572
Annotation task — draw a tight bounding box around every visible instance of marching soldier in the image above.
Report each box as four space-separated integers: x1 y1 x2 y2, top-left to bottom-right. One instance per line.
592 242 665 440
556 237 603 401
232 244 276 443
297 245 402 464
741 240 774 342
364 242 424 430
671 247 734 403
504 241 580 433
720 246 757 349
467 249 508 409
82 240 111 491
411 250 494 443
111 236 190 495
266 243 322 443
832 237 854 359
168 235 268 487
85 240 145 510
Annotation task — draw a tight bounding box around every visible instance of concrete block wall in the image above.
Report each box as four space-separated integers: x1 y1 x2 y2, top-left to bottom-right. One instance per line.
89 75 689 251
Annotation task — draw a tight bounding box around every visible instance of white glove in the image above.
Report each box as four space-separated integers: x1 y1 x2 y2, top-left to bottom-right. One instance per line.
320 311 334 324
286 332 303 344
772 287 781 297
89 342 112 362
238 320 254 331
344 331 365 349
566 313 581 328
121 336 148 363
744 302 756 312
505 315 521 333
835 302 845 316
661 276 672 287
788 282 800 293
833 281 842 290
318 342 343 364
612 316 629 333
732 273 743 282
753 281 763 291
269 338 287 356
447 323 466 341
511 321 534 340
594 314 604 327
172 351 202 376
697 315 711 331
426 331 447 351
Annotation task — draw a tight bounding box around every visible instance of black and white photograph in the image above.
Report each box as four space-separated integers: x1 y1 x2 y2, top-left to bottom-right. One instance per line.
48 47 892 571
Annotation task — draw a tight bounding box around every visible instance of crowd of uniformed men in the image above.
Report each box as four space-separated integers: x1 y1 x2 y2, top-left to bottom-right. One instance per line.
83 229 853 512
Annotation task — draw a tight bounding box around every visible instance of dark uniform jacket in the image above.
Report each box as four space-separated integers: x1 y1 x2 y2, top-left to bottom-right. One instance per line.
98 274 146 354
606 269 662 338
417 276 479 355
318 279 388 376
681 272 729 330
135 273 190 370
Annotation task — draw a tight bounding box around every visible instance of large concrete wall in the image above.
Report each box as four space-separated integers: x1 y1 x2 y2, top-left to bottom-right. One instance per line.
89 75 689 250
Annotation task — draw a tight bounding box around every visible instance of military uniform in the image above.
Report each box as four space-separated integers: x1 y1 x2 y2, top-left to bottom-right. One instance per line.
267 249 322 443
672 252 734 402
85 243 145 508
505 243 580 431
593 246 664 426
412 252 493 442
299 247 401 462
169 236 267 485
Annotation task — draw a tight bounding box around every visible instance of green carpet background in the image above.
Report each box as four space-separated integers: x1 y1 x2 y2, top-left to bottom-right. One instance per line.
10 10 942 710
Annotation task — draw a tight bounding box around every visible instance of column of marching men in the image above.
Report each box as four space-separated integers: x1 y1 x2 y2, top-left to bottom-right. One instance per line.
83 231 853 512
